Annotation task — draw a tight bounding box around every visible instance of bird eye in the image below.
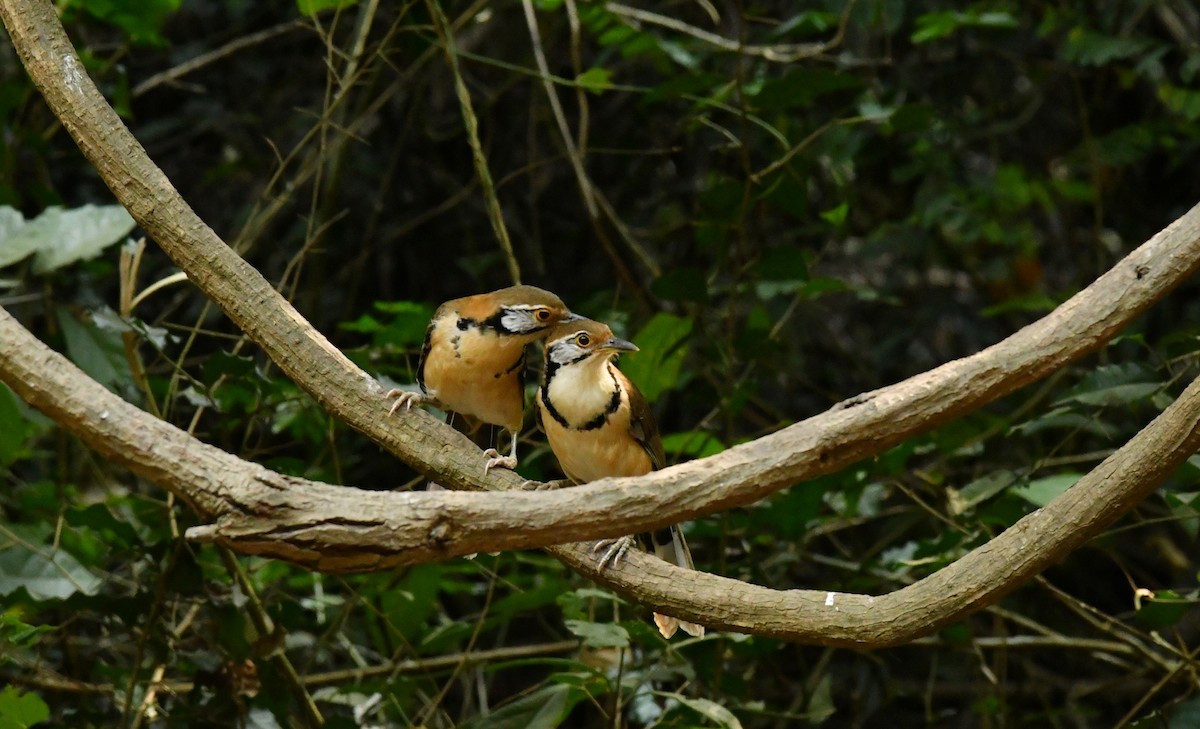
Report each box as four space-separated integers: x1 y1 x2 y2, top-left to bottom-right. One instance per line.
535 309 551 322
576 333 591 347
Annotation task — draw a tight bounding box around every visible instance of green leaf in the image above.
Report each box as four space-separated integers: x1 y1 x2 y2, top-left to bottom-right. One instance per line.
576 67 613 95
1061 28 1155 66
1011 473 1081 507
820 202 849 226
0 535 103 601
0 686 50 729
753 68 863 110
652 267 709 303
0 205 134 273
950 470 1019 514
0 383 29 467
912 10 1018 44
1159 83 1200 121
621 313 693 403
661 430 725 460
665 694 744 729
296 0 358 16
1056 363 1162 408
65 0 181 45
460 684 581 729
56 306 135 395
563 619 630 648
1134 589 1193 629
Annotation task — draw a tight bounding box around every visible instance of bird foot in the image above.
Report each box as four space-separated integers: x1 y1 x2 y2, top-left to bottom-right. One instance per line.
592 536 636 571
482 449 518 475
517 478 571 491
385 389 431 416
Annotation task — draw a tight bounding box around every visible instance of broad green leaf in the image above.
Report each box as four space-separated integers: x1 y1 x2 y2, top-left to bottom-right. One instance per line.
1011 473 1081 507
1056 363 1162 408
621 313 693 403
1010 407 1115 439
576 67 613 95
666 695 744 729
1061 28 1155 66
66 0 181 45
564 619 630 648
912 10 1017 44
0 383 28 467
56 306 134 394
754 68 863 110
0 207 28 267
950 470 1019 514
662 430 725 460
820 202 849 226
557 587 626 621
371 300 435 349
0 538 103 601
1134 589 1193 629
0 205 135 273
0 686 50 729
296 0 357 16
652 267 708 303
1159 83 1200 121
460 684 580 729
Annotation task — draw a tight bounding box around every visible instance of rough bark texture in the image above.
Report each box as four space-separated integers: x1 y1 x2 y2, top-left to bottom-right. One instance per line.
3 0 1200 645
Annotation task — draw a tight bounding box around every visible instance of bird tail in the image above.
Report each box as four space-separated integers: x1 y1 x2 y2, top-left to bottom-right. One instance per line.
645 525 706 639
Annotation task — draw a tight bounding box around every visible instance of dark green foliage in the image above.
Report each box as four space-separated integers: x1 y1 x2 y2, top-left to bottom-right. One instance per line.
3 0 1200 726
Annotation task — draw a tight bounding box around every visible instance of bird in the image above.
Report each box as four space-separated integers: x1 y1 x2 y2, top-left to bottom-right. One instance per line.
535 318 705 639
387 285 577 474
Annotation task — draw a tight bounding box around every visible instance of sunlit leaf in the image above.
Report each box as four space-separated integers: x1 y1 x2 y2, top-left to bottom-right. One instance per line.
0 686 50 729
0 205 136 273
1011 473 1081 507
576 67 613 95
666 695 744 729
0 536 103 601
662 430 725 460
295 0 357 16
621 313 693 402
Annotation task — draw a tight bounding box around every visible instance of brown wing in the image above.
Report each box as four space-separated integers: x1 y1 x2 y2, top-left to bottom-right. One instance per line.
615 366 664 471
414 307 443 392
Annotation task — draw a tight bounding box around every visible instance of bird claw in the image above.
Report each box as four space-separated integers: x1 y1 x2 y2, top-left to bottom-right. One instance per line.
592 536 635 571
482 449 518 475
385 388 428 416
518 478 570 491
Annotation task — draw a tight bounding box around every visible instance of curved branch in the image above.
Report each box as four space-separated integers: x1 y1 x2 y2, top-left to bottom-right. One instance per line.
4 0 1200 645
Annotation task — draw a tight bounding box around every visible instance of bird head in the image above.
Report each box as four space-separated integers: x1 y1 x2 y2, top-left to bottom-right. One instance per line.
489 285 578 337
544 318 638 369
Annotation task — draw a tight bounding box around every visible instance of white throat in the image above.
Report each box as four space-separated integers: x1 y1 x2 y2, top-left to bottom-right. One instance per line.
545 357 619 425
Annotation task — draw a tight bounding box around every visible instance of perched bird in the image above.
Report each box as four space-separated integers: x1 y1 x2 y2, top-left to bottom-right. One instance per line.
536 318 705 639
388 285 576 473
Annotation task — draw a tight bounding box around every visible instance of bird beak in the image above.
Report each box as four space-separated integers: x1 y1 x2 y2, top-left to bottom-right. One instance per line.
603 337 638 353
562 312 585 322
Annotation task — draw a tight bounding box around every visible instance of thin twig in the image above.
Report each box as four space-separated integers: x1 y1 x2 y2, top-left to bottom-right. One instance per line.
604 0 854 63
132 20 306 97
426 0 522 284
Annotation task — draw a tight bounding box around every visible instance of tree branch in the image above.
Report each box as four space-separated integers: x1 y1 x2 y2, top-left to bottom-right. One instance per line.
4 0 1200 645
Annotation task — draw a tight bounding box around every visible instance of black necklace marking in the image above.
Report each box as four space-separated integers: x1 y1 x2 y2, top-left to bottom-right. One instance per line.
541 354 624 431
578 388 622 431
